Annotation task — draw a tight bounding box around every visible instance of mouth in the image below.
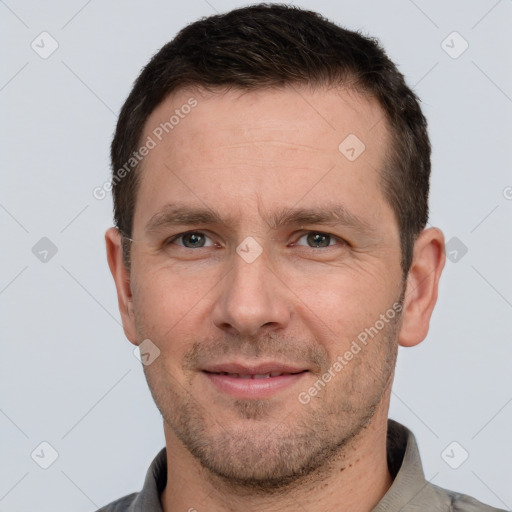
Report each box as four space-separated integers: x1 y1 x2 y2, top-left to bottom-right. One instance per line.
202 363 309 399
205 370 305 379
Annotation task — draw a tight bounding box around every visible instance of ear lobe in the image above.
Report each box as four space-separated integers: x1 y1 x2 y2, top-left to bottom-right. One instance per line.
105 227 138 344
398 227 446 348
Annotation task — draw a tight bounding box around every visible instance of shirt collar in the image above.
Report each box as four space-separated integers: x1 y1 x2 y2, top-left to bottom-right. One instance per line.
372 419 441 511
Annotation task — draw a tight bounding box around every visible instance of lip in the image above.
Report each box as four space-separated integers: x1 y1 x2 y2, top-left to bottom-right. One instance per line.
203 362 307 375
202 361 309 399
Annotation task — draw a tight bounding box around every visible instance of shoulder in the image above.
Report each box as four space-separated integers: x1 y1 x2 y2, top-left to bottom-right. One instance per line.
430 483 507 512
93 447 167 511
383 420 506 512
94 492 139 512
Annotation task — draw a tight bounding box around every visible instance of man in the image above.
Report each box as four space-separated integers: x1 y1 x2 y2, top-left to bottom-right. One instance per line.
100 4 503 511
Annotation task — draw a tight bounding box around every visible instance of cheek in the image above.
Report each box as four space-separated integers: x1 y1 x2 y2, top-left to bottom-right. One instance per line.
131 266 219 354
289 267 395 343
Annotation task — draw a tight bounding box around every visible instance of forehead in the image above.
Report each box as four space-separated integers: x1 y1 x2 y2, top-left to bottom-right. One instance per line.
134 85 392 232
145 84 388 155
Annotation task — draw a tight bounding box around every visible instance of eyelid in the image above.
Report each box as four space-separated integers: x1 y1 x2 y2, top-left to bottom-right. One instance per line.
292 231 347 248
167 230 217 247
165 229 348 248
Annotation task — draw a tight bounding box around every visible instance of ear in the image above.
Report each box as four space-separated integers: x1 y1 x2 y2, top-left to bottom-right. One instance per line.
105 227 138 344
398 227 445 347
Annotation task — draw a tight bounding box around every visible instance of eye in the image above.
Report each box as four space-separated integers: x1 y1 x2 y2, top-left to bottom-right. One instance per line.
294 232 344 248
167 231 215 248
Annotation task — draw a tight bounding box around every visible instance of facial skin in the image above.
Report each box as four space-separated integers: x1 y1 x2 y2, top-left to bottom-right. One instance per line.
106 85 445 512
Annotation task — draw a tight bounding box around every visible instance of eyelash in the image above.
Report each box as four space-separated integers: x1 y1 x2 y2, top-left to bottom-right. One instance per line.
165 230 348 250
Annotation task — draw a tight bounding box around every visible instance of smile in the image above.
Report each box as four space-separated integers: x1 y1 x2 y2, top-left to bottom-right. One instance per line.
206 371 304 379
202 365 309 399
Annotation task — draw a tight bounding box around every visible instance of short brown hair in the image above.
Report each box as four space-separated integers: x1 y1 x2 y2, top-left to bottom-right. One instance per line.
111 3 431 274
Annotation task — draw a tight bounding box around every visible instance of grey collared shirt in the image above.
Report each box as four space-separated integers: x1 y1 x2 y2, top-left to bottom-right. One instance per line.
96 419 505 511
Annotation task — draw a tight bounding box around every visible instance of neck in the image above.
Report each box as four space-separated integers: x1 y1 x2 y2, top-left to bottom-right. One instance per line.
161 396 393 512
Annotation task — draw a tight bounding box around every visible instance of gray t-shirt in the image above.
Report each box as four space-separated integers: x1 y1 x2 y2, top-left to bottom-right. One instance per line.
96 419 505 511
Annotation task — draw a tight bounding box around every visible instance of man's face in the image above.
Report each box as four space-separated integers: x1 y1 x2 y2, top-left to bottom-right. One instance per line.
127 86 404 488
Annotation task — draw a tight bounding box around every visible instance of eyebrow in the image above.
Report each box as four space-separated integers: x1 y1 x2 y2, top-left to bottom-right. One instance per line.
269 205 375 234
144 203 376 235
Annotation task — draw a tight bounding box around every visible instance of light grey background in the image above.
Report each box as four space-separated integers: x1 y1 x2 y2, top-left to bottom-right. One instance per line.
1 0 511 510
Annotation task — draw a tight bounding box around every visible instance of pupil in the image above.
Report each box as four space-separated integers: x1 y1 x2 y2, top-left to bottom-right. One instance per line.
184 233 204 248
308 233 330 248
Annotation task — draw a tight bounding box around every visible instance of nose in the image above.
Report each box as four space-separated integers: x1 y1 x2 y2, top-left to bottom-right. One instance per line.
211 248 292 337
